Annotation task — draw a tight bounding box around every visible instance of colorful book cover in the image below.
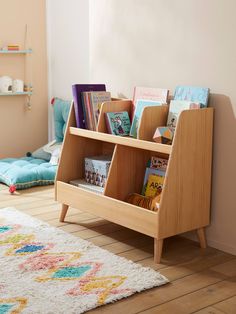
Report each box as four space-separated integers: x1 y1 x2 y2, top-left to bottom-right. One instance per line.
145 174 165 197
167 100 201 132
89 91 111 129
174 86 209 108
142 157 168 195
84 155 112 188
72 84 106 128
150 157 168 171
130 99 163 138
133 86 169 105
105 111 131 136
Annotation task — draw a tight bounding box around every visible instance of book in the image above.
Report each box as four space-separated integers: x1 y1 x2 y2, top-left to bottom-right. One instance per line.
174 86 210 108
145 174 165 197
129 99 163 138
72 84 106 128
133 86 169 105
142 157 168 196
105 111 131 136
84 155 112 188
82 91 111 130
69 179 104 194
167 100 201 132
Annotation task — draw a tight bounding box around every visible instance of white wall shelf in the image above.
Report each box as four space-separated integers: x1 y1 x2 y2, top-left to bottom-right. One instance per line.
0 92 33 96
0 49 32 54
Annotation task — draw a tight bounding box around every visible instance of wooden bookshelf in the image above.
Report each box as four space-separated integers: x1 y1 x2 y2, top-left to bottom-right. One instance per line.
55 100 214 263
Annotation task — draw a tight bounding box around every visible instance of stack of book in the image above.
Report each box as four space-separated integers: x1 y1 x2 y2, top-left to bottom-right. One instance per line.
72 84 107 129
81 91 111 130
7 45 20 51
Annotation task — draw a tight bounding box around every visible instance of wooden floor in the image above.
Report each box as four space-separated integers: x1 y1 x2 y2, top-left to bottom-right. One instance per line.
0 185 235 314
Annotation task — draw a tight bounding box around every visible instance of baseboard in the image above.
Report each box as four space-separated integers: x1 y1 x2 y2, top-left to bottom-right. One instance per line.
182 233 236 256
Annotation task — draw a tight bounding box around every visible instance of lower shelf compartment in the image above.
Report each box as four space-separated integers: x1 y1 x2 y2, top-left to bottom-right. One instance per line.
56 181 158 238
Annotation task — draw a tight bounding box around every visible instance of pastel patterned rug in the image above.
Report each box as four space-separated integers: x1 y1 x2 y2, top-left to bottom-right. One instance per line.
0 208 168 314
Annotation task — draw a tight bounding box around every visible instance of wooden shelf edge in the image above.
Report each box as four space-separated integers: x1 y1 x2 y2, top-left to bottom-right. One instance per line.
69 127 172 154
56 181 158 238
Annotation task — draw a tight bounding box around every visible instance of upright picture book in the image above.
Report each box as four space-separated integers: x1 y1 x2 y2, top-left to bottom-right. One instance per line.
130 99 163 138
174 85 210 108
105 111 131 136
142 157 168 197
167 100 201 132
82 91 111 131
72 84 106 128
84 155 112 188
133 86 169 105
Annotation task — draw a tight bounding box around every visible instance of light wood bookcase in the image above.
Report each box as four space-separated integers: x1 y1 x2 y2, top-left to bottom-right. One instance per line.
55 100 214 263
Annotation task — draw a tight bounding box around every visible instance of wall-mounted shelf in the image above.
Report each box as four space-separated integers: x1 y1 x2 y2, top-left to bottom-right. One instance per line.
0 92 32 96
0 49 32 54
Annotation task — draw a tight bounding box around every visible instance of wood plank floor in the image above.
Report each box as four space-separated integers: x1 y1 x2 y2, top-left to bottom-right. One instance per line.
0 185 235 314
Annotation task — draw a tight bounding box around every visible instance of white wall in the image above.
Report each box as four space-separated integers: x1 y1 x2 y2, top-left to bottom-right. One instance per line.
46 0 89 139
47 0 236 255
89 0 236 255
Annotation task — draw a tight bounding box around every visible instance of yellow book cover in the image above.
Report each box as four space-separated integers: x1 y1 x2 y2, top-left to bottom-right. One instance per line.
145 174 164 197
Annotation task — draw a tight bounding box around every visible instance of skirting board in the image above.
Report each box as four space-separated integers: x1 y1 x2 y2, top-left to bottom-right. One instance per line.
183 233 236 256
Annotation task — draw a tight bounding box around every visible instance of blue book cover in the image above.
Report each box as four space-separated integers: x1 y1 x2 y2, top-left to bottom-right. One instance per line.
174 86 209 108
130 100 163 138
105 111 131 136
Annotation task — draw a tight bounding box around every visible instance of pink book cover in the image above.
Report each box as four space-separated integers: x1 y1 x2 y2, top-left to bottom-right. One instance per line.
132 86 169 119
133 86 169 104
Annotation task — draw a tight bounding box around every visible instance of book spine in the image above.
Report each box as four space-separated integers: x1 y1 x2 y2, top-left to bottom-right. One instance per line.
81 93 88 129
105 113 112 134
72 85 85 129
91 94 99 130
85 92 91 130
89 93 96 131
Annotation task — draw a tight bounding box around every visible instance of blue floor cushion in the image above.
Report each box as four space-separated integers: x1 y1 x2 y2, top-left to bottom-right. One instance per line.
0 157 57 190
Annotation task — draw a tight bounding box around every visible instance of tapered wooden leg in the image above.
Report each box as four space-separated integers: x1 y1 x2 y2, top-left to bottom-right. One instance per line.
60 204 69 222
196 227 207 248
154 238 163 263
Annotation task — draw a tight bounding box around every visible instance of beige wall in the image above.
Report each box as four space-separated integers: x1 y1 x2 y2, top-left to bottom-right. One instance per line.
90 0 236 254
0 0 48 158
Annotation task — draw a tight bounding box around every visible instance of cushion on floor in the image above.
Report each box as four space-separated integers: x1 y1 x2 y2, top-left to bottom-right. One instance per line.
0 157 57 189
53 97 71 142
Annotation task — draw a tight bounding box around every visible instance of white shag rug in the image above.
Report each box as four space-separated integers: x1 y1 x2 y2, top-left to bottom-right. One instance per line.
0 208 168 314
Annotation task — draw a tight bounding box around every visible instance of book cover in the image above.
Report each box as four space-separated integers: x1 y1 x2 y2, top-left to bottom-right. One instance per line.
133 86 169 105
142 167 165 196
90 91 111 129
145 174 165 197
167 100 201 132
142 157 168 195
130 99 163 138
174 86 210 108
72 84 106 128
84 155 112 187
105 111 131 136
150 156 168 171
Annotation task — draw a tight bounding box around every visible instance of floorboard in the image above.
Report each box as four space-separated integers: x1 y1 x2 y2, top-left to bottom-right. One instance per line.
0 185 235 314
